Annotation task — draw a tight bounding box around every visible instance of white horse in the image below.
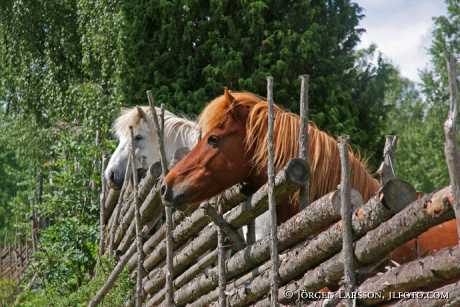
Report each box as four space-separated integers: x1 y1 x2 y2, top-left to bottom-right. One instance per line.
105 106 200 189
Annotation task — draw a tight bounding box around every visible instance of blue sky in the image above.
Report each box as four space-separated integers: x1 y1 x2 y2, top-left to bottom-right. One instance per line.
356 0 447 82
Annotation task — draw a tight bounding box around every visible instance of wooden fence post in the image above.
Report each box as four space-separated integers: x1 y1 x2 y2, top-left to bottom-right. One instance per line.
338 135 356 307
378 135 398 185
266 76 280 306
147 91 175 306
129 126 145 307
88 244 137 307
99 154 108 256
443 53 460 243
217 197 227 307
108 155 132 255
299 74 310 209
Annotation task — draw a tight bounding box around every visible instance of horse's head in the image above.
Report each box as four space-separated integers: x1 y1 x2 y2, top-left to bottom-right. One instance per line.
105 106 159 189
162 89 255 208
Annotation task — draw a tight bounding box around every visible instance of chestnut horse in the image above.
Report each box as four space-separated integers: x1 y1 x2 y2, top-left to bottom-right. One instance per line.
163 89 459 264
162 89 379 222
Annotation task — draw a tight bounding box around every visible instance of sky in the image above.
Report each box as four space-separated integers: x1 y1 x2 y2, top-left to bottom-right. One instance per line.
356 0 447 82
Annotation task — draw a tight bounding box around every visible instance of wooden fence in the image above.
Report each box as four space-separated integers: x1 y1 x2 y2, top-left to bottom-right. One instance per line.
0 244 31 283
90 54 460 306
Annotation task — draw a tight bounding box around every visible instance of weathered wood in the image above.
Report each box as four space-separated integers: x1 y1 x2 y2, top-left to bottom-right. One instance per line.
310 248 460 307
380 178 417 212
266 76 280 307
298 74 310 209
246 220 256 245
144 160 308 303
171 189 364 306
138 162 162 201
88 243 137 307
278 186 455 304
147 92 175 306
127 209 186 272
227 183 413 307
145 250 218 306
116 182 163 254
129 126 144 307
357 246 460 304
203 254 283 307
217 199 227 307
377 135 398 185
108 155 132 255
202 202 245 251
338 135 355 307
146 93 168 176
104 188 120 223
113 161 162 247
99 154 108 256
133 187 244 273
443 53 460 243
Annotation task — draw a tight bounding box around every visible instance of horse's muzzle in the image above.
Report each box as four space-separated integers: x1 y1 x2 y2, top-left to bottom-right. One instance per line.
107 169 124 190
160 182 188 209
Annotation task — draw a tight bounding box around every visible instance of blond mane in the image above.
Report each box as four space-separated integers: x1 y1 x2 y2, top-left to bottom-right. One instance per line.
199 92 380 201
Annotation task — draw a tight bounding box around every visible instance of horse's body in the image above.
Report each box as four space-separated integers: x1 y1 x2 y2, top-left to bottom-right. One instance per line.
105 106 200 189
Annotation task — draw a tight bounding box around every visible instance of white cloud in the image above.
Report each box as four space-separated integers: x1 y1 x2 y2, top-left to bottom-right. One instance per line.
356 0 447 82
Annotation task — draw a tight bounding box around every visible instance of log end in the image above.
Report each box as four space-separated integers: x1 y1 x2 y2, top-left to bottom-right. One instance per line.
285 158 309 186
149 161 163 179
381 178 417 212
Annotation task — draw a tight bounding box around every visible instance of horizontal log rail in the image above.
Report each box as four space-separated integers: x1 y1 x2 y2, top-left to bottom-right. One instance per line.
218 180 414 307
276 186 455 305
390 280 460 307
129 186 245 272
357 246 460 304
146 189 362 306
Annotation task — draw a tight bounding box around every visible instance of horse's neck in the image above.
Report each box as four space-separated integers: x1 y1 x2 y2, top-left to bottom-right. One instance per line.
162 113 200 160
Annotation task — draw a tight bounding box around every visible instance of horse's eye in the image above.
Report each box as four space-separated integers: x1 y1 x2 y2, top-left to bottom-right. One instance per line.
207 135 219 148
135 135 143 141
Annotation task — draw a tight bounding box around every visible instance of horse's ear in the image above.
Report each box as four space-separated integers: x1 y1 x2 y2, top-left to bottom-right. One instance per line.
136 106 147 119
224 87 235 104
229 103 250 122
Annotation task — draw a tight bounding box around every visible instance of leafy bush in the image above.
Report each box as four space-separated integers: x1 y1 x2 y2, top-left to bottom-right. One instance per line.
16 257 133 307
0 279 16 306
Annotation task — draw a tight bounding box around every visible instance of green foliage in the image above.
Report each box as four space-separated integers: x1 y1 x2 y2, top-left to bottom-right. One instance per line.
16 257 133 307
384 0 459 192
0 279 16 306
116 0 390 166
32 219 97 291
